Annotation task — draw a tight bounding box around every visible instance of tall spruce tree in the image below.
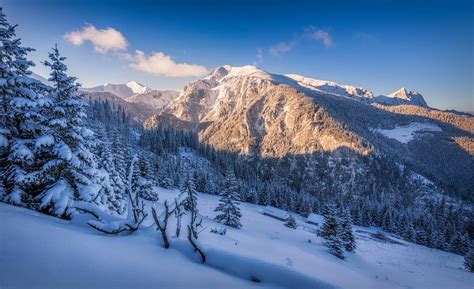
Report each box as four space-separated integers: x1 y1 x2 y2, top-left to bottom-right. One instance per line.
38 45 101 217
319 204 345 259
1 8 50 206
214 167 242 229
340 211 356 252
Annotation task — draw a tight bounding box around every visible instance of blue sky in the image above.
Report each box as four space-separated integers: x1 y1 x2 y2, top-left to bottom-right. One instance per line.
3 0 473 111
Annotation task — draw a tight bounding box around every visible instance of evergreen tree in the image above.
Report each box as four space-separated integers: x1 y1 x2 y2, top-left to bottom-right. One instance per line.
464 241 474 273
1 8 50 206
285 214 298 229
38 45 101 217
340 211 356 252
319 204 345 259
132 154 157 201
214 167 242 229
180 173 198 211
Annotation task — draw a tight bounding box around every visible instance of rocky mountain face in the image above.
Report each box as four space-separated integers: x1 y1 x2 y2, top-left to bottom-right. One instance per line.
145 65 473 201
84 91 159 123
125 90 179 110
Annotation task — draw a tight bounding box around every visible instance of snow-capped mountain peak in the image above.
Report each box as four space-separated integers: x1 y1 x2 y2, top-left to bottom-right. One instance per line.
83 81 154 98
389 87 418 100
204 65 273 82
373 87 428 107
126 81 153 95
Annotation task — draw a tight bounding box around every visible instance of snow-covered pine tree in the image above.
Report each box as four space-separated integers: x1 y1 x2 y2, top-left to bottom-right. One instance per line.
340 211 356 252
180 173 198 211
464 241 474 272
319 204 345 259
285 214 298 229
38 45 101 217
214 167 242 229
134 154 158 201
0 8 50 206
93 132 126 215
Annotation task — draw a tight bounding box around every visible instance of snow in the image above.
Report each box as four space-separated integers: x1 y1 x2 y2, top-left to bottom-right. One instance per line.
0 134 8 147
285 74 374 98
373 122 442 143
39 179 74 216
1 188 472 289
307 213 324 225
126 81 153 95
82 81 154 98
222 65 274 81
35 134 54 148
54 142 72 160
262 205 290 220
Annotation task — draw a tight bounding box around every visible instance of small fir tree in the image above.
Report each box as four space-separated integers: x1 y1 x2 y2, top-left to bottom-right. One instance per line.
340 211 356 252
319 204 345 259
285 214 298 229
214 167 242 229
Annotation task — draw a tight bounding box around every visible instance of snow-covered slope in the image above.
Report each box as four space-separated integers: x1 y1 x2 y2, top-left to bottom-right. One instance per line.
83 81 154 98
285 73 374 99
372 87 429 107
1 190 472 289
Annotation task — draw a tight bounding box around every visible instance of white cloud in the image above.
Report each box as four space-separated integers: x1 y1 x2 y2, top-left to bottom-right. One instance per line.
130 50 208 77
305 27 333 48
64 25 128 53
269 41 297 57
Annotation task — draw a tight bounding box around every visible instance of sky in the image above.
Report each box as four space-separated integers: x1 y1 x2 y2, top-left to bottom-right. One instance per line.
2 0 473 112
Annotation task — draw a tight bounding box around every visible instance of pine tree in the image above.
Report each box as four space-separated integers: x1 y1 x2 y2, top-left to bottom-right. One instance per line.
94 132 126 214
319 204 345 259
340 212 356 252
1 8 50 206
214 167 242 229
180 173 198 211
285 214 298 229
464 241 474 272
132 154 157 201
38 45 101 217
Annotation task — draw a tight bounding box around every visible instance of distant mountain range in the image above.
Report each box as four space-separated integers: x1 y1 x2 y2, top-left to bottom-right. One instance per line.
82 81 154 98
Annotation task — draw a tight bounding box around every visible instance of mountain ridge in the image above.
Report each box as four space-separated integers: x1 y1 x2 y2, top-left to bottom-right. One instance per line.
145 65 473 201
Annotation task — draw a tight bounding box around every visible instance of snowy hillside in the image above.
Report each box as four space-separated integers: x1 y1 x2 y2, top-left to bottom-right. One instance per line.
1 189 472 289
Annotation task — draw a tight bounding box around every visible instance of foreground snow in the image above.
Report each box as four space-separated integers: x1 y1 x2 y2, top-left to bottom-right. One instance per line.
1 188 472 289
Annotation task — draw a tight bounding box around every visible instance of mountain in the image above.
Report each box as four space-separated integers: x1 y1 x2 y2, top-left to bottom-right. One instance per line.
82 81 154 98
145 65 473 200
284 73 374 99
84 91 159 123
125 90 179 110
372 87 429 107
